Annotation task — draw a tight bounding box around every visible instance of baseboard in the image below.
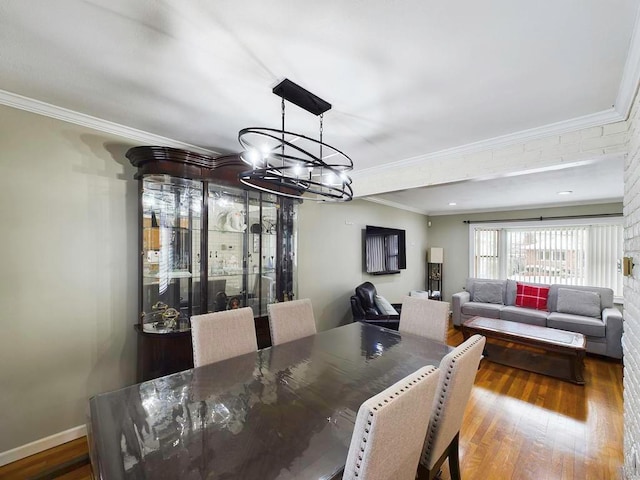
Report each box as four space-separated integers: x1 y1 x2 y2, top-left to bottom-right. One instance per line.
0 425 87 467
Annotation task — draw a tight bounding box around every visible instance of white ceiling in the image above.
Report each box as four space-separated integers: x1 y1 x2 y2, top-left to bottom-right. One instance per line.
0 0 638 214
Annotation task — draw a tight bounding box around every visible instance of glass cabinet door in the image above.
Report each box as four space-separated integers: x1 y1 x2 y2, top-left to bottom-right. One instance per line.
141 175 202 331
138 173 298 329
207 185 247 312
278 197 298 302
246 192 278 317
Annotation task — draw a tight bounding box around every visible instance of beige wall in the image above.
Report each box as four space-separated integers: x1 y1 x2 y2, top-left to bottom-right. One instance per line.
426 203 623 301
297 200 429 331
0 105 138 453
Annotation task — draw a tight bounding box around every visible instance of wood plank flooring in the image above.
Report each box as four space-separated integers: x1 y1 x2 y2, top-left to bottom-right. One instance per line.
0 324 623 480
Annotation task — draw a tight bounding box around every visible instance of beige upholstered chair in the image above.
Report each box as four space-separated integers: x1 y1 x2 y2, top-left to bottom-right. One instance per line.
343 365 441 480
191 307 258 368
417 334 486 480
399 296 450 343
267 298 317 345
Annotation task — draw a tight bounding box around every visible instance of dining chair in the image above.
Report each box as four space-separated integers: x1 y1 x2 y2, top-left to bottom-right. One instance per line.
398 296 450 343
343 365 441 480
267 298 317 345
417 334 486 480
190 307 258 368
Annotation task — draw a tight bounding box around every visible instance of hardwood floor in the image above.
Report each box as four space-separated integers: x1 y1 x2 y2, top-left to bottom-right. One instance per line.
0 324 623 480
445 325 623 480
0 438 91 480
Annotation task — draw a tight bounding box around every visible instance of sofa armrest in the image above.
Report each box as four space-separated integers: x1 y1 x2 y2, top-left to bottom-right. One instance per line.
452 291 470 327
602 307 623 359
391 303 403 315
351 295 365 320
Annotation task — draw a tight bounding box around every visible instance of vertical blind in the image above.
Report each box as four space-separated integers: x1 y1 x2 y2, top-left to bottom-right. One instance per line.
471 223 623 296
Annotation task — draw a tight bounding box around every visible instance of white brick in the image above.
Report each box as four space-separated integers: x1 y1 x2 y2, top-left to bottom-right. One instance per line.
525 136 560 151
603 121 630 135
561 131 581 144
581 132 629 151
580 126 603 139
624 85 640 478
492 144 525 158
544 142 581 157
561 150 605 162
604 144 628 155
462 150 493 163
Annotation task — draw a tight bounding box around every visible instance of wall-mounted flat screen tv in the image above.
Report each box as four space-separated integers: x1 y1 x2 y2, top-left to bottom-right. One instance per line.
364 225 407 274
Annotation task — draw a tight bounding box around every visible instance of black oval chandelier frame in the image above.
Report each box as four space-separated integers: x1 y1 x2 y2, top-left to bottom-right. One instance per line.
238 79 353 202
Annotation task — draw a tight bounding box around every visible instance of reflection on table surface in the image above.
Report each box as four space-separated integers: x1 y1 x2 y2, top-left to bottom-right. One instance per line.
88 322 452 480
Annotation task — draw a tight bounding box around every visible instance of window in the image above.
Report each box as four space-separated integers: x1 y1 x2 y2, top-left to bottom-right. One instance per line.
469 218 623 297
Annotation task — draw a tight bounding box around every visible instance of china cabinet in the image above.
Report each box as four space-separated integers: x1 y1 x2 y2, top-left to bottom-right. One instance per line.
127 146 298 381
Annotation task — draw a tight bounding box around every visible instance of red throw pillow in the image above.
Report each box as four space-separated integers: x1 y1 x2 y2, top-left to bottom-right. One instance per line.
515 282 549 311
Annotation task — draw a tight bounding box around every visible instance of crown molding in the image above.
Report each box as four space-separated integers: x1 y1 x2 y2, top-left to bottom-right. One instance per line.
615 4 640 118
0 89 220 156
353 108 625 178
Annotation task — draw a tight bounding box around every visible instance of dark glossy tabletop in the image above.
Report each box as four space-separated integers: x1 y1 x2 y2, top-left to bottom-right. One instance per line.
88 322 452 480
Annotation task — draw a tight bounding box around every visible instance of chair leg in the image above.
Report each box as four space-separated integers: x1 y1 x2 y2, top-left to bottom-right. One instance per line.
418 434 462 480
448 435 461 480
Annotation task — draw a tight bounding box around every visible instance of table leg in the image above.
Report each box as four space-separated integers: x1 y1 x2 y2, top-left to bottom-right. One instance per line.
461 326 470 341
572 350 586 385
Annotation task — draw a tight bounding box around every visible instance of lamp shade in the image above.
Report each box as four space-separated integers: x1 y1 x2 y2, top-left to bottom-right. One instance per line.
428 247 444 264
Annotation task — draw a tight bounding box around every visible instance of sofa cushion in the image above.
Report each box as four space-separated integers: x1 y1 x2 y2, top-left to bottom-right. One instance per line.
556 288 601 318
473 282 504 304
374 295 399 315
547 312 606 337
547 284 613 312
515 282 550 311
465 278 507 304
462 302 503 319
500 306 548 327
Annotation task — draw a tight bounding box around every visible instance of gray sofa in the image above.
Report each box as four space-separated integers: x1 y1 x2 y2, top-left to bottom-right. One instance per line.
452 278 623 359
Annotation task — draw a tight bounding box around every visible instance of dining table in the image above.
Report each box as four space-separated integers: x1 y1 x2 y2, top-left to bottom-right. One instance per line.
87 321 452 479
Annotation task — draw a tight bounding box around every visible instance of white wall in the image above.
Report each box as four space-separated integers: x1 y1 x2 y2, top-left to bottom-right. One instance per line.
297 200 429 332
0 105 138 453
623 87 640 478
426 203 623 301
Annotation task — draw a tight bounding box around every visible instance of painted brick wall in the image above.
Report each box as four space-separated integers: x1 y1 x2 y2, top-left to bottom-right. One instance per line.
624 87 640 479
356 119 629 197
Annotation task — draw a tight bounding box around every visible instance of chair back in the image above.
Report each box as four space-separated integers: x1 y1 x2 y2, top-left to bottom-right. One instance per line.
355 282 381 316
420 334 486 471
191 307 258 367
399 296 450 343
267 298 317 345
344 365 440 480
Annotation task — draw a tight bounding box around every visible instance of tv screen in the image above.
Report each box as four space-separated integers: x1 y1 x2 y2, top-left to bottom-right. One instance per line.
364 225 406 274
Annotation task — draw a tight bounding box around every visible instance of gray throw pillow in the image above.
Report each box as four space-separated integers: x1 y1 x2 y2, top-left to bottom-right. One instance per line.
374 295 399 315
556 288 601 318
473 282 504 304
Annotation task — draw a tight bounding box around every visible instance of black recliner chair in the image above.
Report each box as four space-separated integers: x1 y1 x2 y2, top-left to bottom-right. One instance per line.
350 282 401 330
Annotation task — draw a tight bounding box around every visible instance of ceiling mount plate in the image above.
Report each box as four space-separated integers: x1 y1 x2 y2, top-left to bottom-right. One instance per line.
272 79 331 116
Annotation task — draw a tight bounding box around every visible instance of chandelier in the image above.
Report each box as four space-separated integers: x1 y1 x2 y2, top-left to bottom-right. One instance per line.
238 79 353 201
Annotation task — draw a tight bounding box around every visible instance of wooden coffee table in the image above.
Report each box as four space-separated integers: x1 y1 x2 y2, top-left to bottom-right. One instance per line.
462 316 586 385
